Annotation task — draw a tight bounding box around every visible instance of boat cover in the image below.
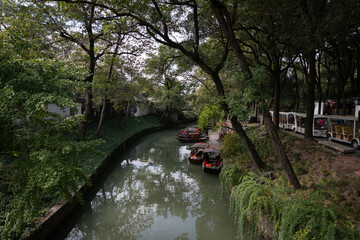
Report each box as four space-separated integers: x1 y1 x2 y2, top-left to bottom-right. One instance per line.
189 142 209 149
203 148 221 154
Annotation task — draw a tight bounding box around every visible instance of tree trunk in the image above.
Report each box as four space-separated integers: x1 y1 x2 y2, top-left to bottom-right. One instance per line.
254 103 258 121
95 36 120 136
294 66 300 112
80 57 96 138
209 0 270 170
229 116 269 170
356 45 360 96
95 97 106 137
304 50 316 139
341 86 346 115
118 111 123 127
316 53 323 115
336 85 341 115
262 110 302 189
318 96 322 115
272 71 281 128
84 88 93 122
79 88 93 139
124 101 131 125
160 107 168 123
350 73 355 98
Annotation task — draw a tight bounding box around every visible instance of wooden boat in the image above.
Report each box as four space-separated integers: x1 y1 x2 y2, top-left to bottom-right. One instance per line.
188 142 209 164
202 148 223 173
176 127 207 142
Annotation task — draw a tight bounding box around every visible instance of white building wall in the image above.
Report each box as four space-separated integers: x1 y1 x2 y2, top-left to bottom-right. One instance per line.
134 102 151 117
46 103 82 118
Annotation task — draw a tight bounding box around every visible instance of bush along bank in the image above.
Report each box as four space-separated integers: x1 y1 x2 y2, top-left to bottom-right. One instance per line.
220 125 359 240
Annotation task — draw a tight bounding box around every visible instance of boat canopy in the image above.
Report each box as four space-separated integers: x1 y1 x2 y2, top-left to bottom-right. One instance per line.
186 127 199 132
203 148 221 154
189 142 209 149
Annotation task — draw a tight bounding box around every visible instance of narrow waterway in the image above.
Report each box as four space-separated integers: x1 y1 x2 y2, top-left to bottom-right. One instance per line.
53 127 239 240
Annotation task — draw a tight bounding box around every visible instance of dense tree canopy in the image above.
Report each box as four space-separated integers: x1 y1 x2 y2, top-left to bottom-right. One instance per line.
1 0 360 238
0 29 103 237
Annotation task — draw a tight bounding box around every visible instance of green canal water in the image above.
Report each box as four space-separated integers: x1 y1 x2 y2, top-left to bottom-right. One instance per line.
54 128 239 240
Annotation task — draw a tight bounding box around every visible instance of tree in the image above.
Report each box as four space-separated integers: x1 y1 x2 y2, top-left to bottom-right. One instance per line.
0 28 102 237
40 0 117 135
144 46 187 122
322 0 360 114
220 0 297 127
95 34 123 137
210 0 301 189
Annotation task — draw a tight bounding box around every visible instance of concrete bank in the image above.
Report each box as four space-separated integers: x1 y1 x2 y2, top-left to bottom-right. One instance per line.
25 120 193 240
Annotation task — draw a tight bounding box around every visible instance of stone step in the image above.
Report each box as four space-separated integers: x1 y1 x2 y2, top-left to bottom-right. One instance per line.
317 140 355 154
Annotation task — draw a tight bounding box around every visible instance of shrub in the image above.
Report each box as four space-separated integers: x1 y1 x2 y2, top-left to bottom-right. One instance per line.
222 132 246 158
280 192 356 240
220 163 248 196
223 164 358 240
229 175 281 240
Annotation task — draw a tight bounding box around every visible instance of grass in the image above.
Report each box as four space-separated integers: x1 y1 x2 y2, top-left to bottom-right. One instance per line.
79 114 161 175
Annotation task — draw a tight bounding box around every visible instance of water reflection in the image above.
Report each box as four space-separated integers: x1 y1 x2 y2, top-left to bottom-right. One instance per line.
64 129 237 240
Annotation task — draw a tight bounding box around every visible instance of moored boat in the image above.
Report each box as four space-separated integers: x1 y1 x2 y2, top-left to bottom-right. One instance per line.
202 148 223 173
188 142 209 164
176 127 207 142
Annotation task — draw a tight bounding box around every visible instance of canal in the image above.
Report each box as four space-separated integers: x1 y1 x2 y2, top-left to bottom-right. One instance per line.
52 127 238 240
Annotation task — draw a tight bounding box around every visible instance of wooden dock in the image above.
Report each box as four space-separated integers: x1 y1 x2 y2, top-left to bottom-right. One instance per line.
317 140 355 154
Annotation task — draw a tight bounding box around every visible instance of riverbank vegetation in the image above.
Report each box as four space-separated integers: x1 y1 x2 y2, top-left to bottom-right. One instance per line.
80 115 161 176
220 125 360 239
0 114 161 238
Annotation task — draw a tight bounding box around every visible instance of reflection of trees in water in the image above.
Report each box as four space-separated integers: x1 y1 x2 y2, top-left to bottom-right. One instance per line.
195 182 236 240
67 143 200 239
66 129 236 239
67 167 155 240
175 232 189 240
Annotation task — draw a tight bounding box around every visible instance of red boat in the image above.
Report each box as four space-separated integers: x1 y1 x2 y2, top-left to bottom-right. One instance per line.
176 127 207 142
202 148 223 173
188 142 209 164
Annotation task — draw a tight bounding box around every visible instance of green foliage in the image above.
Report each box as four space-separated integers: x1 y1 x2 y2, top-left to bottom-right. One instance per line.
221 132 246 158
225 66 271 119
222 124 357 239
229 176 279 240
280 192 356 240
143 46 190 117
80 115 161 176
222 126 275 163
222 164 358 240
219 163 248 196
155 83 186 113
0 34 102 238
197 104 225 130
